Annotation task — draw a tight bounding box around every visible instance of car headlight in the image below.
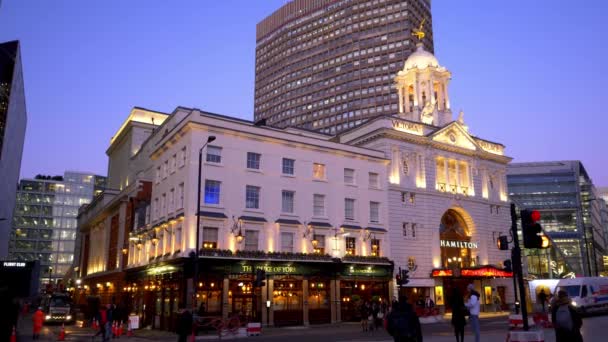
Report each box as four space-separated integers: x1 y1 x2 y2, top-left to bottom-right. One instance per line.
45 315 51 320
571 301 577 306
66 315 72 320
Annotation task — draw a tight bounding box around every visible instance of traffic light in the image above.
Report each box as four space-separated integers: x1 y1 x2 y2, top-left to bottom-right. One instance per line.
254 269 266 287
401 269 410 286
497 235 509 250
503 259 512 273
521 209 547 249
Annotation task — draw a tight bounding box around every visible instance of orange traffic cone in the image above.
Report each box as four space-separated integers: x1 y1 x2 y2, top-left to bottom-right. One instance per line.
10 325 16 342
58 323 66 341
127 319 133 337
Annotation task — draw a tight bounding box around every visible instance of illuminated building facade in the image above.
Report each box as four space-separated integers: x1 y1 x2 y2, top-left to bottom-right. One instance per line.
254 0 433 134
0 40 27 258
77 106 393 328
507 161 607 278
335 41 514 311
9 172 105 288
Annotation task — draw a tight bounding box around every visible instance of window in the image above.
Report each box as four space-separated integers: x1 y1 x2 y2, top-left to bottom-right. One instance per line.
247 152 261 169
178 183 184 209
313 234 325 254
313 194 325 216
409 193 415 204
169 188 175 213
411 223 417 238
281 232 294 253
345 237 356 255
204 180 221 205
402 222 408 237
244 230 259 251
371 238 380 256
282 158 295 175
206 146 222 163
401 192 407 203
202 227 218 249
281 190 295 213
181 146 187 167
163 161 169 179
369 172 379 188
175 226 182 251
313 163 326 180
155 167 161 183
153 198 159 220
246 186 260 209
403 160 409 175
171 154 177 173
370 202 379 223
408 257 416 270
161 194 166 217
344 168 355 184
345 198 355 220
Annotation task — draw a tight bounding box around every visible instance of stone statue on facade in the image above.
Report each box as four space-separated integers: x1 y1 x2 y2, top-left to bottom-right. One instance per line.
420 99 435 125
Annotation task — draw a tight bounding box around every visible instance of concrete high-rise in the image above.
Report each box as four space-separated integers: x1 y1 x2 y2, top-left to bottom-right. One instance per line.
0 40 27 258
254 0 433 135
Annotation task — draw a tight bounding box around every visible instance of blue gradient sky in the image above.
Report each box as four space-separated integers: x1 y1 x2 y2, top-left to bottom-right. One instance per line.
1 0 606 184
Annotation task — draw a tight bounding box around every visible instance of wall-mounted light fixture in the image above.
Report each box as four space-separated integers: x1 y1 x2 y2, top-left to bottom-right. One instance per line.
231 216 244 243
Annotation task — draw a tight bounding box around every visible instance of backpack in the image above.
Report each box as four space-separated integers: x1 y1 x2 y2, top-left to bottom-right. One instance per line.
554 305 573 331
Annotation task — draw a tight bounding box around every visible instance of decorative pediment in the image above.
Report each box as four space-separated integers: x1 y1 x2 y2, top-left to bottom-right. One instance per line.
429 122 478 151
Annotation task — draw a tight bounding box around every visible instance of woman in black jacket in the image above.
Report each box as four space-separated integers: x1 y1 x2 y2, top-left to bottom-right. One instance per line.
450 288 466 342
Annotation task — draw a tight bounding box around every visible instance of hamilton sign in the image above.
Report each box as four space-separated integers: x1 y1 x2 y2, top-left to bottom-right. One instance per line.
440 240 478 249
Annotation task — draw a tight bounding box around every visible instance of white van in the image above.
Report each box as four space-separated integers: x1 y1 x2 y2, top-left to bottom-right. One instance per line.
555 277 608 314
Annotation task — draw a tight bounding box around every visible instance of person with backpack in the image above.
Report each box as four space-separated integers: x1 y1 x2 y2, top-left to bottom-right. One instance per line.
551 290 583 342
465 284 480 342
386 296 423 342
450 288 466 342
176 304 193 342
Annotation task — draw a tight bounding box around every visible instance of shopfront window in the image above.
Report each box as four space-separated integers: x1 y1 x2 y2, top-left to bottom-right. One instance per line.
197 279 222 315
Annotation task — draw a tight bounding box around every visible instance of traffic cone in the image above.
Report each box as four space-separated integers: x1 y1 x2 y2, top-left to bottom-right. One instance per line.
127 319 133 337
58 323 66 341
10 326 16 342
92 317 98 330
112 321 117 336
117 320 124 337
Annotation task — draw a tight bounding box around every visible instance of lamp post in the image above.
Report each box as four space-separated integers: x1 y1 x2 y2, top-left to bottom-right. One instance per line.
193 135 216 312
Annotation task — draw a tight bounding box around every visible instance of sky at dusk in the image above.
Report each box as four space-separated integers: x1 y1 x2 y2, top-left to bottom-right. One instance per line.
1 0 607 185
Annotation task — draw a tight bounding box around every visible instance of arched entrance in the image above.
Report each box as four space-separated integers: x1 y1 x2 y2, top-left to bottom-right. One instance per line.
439 209 474 269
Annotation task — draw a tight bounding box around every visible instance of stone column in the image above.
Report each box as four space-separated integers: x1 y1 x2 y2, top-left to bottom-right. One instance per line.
443 158 449 190
336 280 341 322
302 279 309 325
455 160 461 193
444 82 451 109
398 86 404 113
268 278 275 326
222 277 229 319
413 78 419 107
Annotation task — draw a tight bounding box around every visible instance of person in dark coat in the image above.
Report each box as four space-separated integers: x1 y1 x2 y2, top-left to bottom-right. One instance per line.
176 305 193 342
386 296 423 342
450 288 466 342
551 290 583 342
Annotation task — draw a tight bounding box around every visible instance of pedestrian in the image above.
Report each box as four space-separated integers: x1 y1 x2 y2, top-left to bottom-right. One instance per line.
93 304 107 341
492 290 502 313
105 304 114 341
371 301 380 331
176 304 193 342
450 288 466 342
551 290 583 342
424 296 434 309
538 289 548 313
32 306 44 340
360 301 369 332
386 296 422 342
465 284 480 342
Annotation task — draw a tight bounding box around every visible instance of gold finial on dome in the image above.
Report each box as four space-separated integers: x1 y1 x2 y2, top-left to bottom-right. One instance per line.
412 17 426 41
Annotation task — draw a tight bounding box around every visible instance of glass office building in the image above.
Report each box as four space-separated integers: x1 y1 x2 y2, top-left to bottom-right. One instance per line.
507 161 606 278
9 171 105 287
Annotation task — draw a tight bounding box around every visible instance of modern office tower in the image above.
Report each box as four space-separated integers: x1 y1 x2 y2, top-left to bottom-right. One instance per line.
254 0 433 134
507 161 606 278
9 172 106 287
0 40 27 258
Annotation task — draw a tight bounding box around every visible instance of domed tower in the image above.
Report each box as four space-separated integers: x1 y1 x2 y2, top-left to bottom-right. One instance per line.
394 42 452 126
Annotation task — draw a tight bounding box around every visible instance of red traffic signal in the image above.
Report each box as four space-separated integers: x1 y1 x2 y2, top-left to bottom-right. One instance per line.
521 209 547 249
530 210 541 222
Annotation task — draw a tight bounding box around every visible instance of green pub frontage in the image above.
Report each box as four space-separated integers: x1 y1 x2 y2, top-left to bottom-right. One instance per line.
122 252 393 329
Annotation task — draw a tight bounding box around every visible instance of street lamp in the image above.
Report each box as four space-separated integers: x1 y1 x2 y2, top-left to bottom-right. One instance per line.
194 135 216 311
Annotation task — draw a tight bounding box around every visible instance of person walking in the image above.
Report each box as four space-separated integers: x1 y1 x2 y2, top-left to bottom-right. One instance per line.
360 301 370 332
465 284 480 342
551 290 583 342
176 305 193 342
450 289 466 342
386 296 422 342
492 290 502 313
32 307 44 340
538 289 548 313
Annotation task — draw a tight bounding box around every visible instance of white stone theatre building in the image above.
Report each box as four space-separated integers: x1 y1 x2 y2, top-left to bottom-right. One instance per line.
75 42 514 331
336 42 514 310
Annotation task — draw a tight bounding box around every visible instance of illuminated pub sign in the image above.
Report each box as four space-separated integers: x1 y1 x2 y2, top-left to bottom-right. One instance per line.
440 240 478 249
431 266 512 278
